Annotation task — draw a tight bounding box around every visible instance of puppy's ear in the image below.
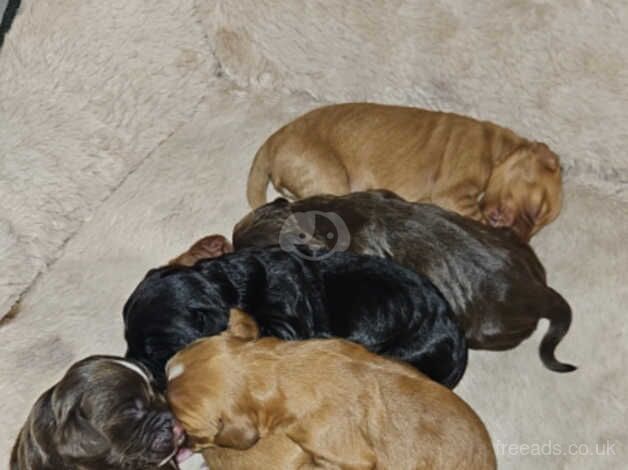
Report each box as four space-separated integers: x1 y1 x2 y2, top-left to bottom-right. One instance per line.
56 406 109 460
532 142 560 172
214 414 260 450
226 308 260 341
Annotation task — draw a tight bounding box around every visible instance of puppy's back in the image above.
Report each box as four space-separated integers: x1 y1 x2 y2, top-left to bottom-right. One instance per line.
182 337 495 469
317 250 467 388
271 338 495 469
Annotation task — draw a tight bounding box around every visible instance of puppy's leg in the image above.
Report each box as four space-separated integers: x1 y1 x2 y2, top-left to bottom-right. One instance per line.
168 234 234 267
287 408 376 470
270 139 351 199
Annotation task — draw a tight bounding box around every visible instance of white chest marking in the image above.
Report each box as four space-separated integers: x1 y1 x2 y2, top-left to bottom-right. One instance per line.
167 363 185 381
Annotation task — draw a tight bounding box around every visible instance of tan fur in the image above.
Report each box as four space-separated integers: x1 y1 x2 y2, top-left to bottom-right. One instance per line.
202 434 311 469
168 235 233 267
247 102 562 240
167 309 496 470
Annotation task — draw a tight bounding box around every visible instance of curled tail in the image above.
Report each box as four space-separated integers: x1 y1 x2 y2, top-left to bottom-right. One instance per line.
246 144 271 208
540 289 577 372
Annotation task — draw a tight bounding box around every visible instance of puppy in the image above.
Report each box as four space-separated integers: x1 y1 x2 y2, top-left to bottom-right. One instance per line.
167 309 496 470
10 356 187 470
233 190 576 372
123 246 467 390
247 102 562 240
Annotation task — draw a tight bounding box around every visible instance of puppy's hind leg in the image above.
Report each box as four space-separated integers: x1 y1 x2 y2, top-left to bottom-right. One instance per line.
271 140 351 199
287 408 376 470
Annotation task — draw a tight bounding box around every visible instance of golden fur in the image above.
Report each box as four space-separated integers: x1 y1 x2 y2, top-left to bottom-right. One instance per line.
167 309 496 470
201 434 310 470
247 102 562 240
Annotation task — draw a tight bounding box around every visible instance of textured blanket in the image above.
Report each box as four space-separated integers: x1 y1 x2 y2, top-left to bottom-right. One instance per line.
1 1 626 468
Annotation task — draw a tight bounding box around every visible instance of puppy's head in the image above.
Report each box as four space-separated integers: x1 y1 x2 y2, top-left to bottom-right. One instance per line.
15 356 185 469
481 142 562 241
166 309 260 453
123 265 231 389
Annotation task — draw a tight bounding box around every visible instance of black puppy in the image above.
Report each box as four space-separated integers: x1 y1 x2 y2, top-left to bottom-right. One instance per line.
123 247 467 390
233 190 576 372
11 356 187 470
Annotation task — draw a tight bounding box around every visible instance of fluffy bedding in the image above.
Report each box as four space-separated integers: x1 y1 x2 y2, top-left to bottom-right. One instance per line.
0 1 626 468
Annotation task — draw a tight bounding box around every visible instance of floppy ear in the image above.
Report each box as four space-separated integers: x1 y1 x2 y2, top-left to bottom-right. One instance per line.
533 142 560 172
56 406 109 460
214 414 260 450
226 308 260 341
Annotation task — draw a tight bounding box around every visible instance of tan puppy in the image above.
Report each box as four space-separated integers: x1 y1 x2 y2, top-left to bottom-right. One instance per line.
247 103 562 240
166 309 496 470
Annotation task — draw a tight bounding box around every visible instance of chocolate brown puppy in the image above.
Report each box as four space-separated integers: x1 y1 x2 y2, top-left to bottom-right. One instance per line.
167 309 496 470
247 102 562 240
10 356 186 470
233 190 576 372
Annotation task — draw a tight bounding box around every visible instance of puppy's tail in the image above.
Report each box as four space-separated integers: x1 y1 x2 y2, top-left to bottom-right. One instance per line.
539 289 577 372
247 143 271 208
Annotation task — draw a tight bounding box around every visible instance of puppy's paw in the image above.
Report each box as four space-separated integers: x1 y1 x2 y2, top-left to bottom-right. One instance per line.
189 235 234 258
169 235 234 267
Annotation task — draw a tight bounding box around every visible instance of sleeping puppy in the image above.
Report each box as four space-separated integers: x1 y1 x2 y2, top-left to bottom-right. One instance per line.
167 309 496 470
232 190 576 372
247 102 562 240
123 246 467 390
10 356 187 470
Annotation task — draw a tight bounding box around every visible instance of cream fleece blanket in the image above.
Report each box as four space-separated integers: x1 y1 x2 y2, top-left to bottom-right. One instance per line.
1 1 626 469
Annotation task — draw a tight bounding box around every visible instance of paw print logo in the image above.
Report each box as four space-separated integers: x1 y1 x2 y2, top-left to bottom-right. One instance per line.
279 211 350 260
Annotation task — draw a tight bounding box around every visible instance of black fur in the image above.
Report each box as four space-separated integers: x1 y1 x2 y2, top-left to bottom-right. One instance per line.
233 190 576 372
123 247 467 390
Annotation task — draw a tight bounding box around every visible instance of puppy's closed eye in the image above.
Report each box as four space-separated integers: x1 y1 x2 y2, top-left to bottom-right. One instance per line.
120 399 148 419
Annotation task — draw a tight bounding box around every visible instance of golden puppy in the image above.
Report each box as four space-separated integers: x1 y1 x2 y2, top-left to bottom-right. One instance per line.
166 309 496 470
247 102 562 240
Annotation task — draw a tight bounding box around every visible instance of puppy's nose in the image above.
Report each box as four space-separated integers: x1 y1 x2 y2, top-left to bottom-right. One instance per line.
486 208 502 225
